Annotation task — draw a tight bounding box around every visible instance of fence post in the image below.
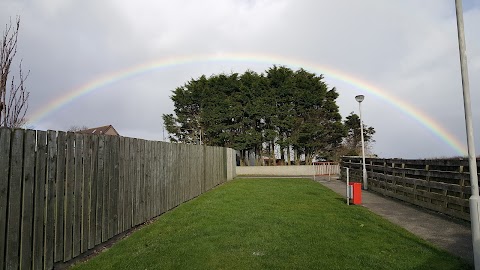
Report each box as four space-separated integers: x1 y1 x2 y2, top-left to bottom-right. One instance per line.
345 167 350 205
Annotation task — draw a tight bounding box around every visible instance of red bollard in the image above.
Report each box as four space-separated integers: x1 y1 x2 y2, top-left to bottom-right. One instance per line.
349 182 362 205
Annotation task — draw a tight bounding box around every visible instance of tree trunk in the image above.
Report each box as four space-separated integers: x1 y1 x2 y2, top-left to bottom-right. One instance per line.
280 147 285 166
271 141 276 166
287 146 291 166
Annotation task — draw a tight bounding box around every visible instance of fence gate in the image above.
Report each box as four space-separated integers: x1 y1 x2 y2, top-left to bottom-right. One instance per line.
313 162 340 180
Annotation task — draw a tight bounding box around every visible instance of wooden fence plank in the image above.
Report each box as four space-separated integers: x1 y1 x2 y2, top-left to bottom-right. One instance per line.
138 139 144 224
158 142 164 214
95 135 105 245
107 136 113 238
181 144 185 203
164 143 169 212
186 145 191 200
145 141 151 219
20 129 36 269
111 136 119 237
107 135 115 239
82 135 92 253
64 132 75 261
44 130 57 270
102 135 110 241
140 139 146 223
155 141 161 216
0 128 11 269
88 135 98 249
125 137 129 231
190 145 195 198
33 131 47 270
160 142 166 215
171 143 175 210
147 140 152 219
152 141 157 216
127 138 134 229
196 145 201 197
5 129 23 270
155 141 159 215
118 136 125 233
168 143 174 210
155 141 160 216
54 131 66 262
73 133 84 257
134 139 140 226
173 144 179 207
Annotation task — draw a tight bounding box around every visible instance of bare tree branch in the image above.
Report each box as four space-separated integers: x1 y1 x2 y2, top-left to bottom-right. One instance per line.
1 16 29 128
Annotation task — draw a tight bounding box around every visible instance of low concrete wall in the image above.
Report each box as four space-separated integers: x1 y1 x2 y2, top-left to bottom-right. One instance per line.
236 165 317 176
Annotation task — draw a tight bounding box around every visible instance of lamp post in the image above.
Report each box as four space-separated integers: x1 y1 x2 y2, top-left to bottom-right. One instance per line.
455 0 480 268
355 95 368 190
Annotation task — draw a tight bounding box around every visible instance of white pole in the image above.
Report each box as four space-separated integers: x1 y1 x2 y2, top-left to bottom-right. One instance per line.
328 162 332 181
455 1 480 268
345 167 350 205
358 101 368 190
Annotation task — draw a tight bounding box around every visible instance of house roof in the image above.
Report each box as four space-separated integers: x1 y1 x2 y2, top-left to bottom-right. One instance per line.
79 125 119 136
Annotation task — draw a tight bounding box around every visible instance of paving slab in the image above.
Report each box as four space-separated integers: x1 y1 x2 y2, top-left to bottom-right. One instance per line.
316 178 473 264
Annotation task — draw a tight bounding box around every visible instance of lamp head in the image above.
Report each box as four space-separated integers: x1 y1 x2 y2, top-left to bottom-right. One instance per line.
355 95 365 103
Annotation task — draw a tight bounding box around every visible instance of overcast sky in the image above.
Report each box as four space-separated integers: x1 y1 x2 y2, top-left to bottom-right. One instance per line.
1 0 480 158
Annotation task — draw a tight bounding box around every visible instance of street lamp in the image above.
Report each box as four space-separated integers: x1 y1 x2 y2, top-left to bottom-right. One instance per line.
455 0 480 268
355 95 368 190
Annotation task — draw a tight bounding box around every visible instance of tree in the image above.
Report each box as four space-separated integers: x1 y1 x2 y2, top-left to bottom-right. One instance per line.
68 125 89 132
289 69 345 163
163 66 348 165
162 75 209 144
1 16 29 128
342 112 375 156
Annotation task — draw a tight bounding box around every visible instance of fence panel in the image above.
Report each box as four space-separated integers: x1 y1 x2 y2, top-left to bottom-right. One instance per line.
341 157 474 221
0 128 234 270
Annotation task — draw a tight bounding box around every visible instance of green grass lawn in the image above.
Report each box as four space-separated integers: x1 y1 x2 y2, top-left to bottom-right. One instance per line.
72 178 471 270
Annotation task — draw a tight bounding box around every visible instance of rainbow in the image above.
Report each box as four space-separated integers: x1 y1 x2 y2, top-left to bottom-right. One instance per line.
28 52 467 155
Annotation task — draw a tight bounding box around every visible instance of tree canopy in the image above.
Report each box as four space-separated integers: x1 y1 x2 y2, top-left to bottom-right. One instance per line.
340 112 376 157
163 66 373 164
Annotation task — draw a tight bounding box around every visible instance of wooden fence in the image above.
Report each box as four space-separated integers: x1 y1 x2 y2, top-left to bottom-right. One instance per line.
0 128 235 270
341 157 473 221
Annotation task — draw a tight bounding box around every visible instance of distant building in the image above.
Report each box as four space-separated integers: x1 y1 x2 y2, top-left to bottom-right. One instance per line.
79 125 120 136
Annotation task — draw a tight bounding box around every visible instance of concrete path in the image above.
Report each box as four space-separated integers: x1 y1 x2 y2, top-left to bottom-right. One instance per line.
316 178 473 264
